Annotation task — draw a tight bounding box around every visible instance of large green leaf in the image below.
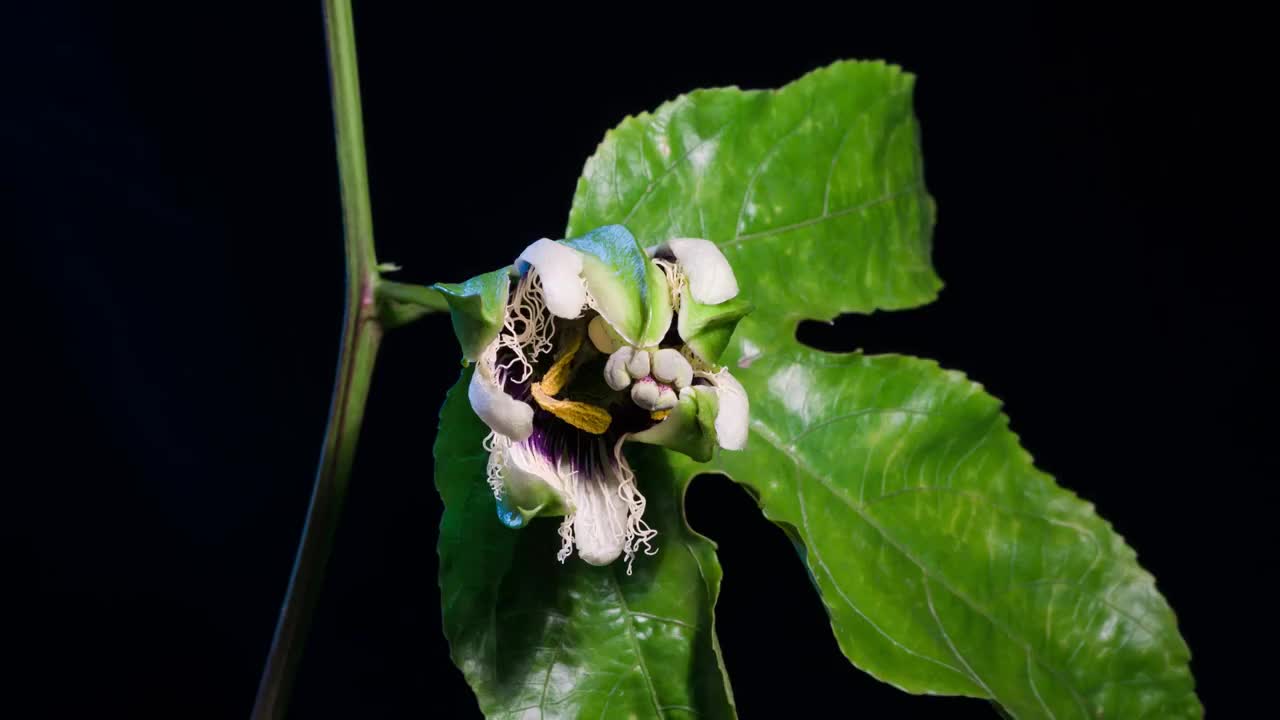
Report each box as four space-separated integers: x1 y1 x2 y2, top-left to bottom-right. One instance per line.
435 369 736 719
567 60 939 319
675 344 1199 718
564 59 1200 718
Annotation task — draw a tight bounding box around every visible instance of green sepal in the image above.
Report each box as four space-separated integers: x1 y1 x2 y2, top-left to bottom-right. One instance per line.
494 496 548 529
639 258 673 347
432 268 510 362
678 294 753 365
563 225 669 346
499 455 569 525
630 386 719 462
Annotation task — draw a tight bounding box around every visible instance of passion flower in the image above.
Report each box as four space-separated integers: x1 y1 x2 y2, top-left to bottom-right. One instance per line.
435 225 750 572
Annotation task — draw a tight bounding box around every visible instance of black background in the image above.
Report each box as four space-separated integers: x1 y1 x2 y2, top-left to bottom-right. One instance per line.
5 4 1262 718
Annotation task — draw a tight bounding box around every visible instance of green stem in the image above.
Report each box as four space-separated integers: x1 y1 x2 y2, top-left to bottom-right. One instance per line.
251 1 380 717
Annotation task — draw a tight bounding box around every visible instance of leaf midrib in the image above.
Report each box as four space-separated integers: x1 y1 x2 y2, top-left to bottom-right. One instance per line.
722 182 926 247
740 419 1094 718
619 116 743 227
607 570 666 718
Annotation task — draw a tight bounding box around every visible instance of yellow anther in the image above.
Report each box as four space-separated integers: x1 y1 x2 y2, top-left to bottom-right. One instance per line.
650 410 671 422
531 382 611 434
540 326 583 396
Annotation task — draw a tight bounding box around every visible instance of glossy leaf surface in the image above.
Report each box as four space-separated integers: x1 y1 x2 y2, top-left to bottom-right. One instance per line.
436 371 735 719
672 344 1200 718
567 60 940 319
568 59 1199 718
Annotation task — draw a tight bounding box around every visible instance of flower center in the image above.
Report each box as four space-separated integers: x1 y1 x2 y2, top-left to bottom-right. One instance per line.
528 326 612 435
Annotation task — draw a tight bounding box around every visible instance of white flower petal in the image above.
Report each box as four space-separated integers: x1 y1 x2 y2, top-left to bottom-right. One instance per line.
666 238 739 305
711 370 748 450
502 437 569 511
501 430 637 566
468 361 533 441
517 238 586 318
572 475 628 566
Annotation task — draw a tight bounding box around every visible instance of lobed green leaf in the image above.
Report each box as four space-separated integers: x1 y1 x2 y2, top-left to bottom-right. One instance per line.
569 59 1199 717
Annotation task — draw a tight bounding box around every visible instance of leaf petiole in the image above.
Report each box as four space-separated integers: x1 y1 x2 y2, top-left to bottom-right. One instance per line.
377 280 450 328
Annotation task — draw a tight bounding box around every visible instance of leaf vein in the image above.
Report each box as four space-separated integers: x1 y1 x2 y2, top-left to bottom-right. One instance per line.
607 571 666 718
923 572 1001 706
1027 649 1057 720
786 407 932 445
621 117 740 226
797 478 968 677
723 183 924 247
747 420 1094 716
732 100 817 239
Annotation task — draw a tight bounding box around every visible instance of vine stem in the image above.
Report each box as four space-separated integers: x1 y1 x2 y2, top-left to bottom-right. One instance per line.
251 1 380 717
